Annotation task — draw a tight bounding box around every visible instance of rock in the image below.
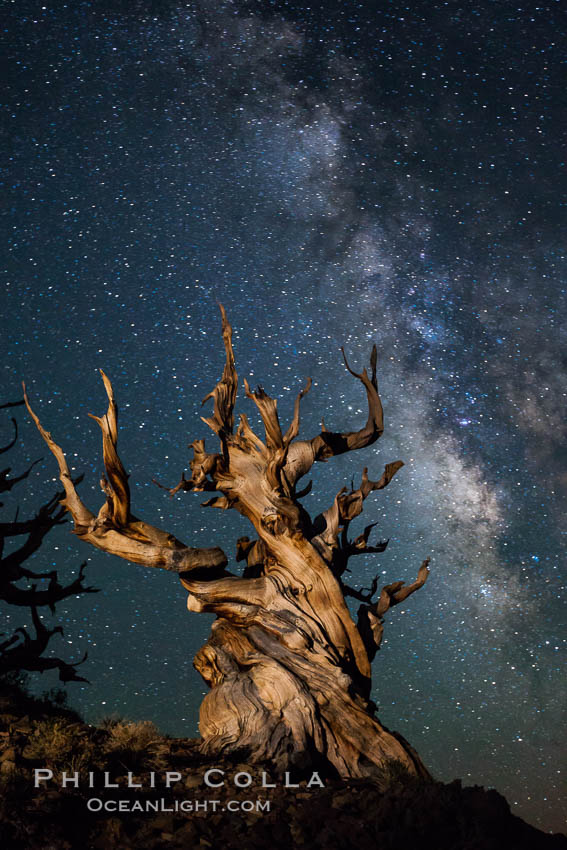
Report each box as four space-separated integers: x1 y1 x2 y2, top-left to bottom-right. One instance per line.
0 694 563 850
152 813 175 832
1 746 16 762
175 822 199 844
14 715 32 733
90 817 130 849
331 790 353 808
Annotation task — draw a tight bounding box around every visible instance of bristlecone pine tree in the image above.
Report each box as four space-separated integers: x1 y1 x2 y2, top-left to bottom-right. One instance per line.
0 400 97 683
24 306 430 780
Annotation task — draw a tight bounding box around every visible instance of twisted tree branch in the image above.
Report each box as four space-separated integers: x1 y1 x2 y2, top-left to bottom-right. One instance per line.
0 605 89 683
357 558 431 661
24 379 227 573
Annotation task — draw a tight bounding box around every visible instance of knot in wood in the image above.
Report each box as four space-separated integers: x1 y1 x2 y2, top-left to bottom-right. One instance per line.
261 505 280 530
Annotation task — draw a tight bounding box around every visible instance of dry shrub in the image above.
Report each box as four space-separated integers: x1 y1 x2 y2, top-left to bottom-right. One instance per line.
23 718 100 769
103 720 168 771
24 719 79 764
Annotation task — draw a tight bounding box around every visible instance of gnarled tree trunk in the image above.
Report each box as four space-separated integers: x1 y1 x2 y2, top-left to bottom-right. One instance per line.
24 306 430 780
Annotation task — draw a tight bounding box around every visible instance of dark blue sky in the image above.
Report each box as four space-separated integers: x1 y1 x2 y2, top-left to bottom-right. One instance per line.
2 0 565 832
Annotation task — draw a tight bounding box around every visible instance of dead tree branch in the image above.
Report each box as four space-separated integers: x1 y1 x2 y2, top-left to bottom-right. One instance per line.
23 378 227 573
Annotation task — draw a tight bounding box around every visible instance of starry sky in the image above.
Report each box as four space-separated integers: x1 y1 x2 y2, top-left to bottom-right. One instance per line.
2 0 566 833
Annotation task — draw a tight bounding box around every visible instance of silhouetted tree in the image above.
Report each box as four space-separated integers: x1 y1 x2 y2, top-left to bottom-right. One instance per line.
0 400 97 684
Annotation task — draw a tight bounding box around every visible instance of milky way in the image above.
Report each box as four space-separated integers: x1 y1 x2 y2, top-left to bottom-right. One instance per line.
2 0 565 832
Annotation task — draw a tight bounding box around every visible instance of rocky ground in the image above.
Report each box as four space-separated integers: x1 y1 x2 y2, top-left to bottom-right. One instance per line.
0 682 565 850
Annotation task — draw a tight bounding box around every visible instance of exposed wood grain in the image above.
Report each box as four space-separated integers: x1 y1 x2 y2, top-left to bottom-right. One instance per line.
26 305 430 779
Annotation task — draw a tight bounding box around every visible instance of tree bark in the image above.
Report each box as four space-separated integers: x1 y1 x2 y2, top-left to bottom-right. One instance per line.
25 305 430 781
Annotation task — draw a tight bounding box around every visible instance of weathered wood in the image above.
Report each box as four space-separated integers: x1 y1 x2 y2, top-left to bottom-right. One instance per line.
26 306 430 780
23 380 227 573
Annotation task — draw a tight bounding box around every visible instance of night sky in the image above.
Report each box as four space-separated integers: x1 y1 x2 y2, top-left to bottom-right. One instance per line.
2 0 566 833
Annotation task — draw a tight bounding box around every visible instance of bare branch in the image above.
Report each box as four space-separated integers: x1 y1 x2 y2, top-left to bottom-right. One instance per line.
311 345 383 461
280 346 386 490
310 463 403 572
1 504 66 581
23 382 94 530
0 458 42 495
1 563 99 613
235 413 268 458
376 558 431 614
188 439 223 491
0 486 70 539
152 472 193 496
153 440 221 497
350 523 387 553
0 400 25 411
180 573 273 614
239 375 312 497
344 537 389 562
282 377 312 448
0 606 89 683
0 417 18 455
337 462 404 523
243 379 284 451
200 303 238 458
201 495 232 509
343 574 379 603
357 559 431 661
87 370 130 527
310 487 347 564
24 380 228 573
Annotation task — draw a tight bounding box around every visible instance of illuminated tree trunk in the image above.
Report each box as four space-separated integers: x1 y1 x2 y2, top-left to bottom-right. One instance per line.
25 306 430 780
